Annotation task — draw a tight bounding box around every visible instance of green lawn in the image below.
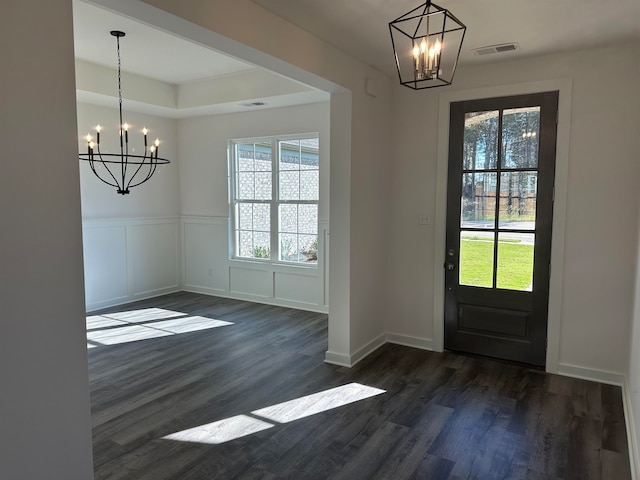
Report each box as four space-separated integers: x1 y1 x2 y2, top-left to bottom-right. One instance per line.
460 238 534 290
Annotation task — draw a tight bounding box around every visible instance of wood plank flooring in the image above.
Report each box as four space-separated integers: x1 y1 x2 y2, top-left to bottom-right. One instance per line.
88 292 631 479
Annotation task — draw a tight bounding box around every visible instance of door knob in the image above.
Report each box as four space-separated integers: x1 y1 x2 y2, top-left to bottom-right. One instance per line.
446 263 455 271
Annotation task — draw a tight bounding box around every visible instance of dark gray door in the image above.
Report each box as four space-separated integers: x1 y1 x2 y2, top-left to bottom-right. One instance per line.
444 92 558 366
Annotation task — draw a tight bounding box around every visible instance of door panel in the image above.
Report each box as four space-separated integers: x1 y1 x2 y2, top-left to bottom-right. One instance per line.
445 92 558 366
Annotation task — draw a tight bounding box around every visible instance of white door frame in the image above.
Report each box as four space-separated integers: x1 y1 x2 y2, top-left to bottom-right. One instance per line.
433 78 573 374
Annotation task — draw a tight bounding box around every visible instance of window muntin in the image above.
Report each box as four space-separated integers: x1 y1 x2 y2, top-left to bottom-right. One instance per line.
230 135 319 265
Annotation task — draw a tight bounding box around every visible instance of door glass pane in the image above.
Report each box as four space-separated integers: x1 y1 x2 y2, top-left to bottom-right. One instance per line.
459 231 494 288
461 173 497 229
499 172 537 230
463 111 499 170
502 107 540 168
496 233 534 291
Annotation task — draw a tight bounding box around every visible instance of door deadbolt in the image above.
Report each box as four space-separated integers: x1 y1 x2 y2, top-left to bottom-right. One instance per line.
448 249 455 257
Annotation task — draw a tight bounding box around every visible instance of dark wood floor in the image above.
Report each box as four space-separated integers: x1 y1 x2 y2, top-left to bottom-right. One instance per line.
88 292 631 480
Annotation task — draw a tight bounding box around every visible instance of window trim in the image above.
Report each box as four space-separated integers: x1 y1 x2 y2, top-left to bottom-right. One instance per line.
228 133 320 268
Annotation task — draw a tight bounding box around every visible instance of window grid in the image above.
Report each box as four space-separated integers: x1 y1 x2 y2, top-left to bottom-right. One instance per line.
230 136 319 265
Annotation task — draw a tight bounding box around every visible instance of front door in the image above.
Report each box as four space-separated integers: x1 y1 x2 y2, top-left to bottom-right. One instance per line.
444 92 559 366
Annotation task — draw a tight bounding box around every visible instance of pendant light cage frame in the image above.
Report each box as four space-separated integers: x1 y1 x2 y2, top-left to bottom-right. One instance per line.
389 1 466 90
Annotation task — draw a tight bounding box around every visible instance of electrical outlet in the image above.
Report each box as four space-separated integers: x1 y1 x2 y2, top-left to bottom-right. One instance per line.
418 215 431 225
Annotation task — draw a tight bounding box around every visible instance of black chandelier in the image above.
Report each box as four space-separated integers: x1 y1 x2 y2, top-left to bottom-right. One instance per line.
79 31 169 195
389 1 466 90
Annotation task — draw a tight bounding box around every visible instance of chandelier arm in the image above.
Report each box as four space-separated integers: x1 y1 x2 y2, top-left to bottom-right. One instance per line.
127 166 158 189
125 148 153 190
88 158 120 189
127 154 159 189
94 146 123 188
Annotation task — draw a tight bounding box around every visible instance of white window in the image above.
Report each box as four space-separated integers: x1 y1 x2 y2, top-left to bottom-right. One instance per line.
229 135 319 265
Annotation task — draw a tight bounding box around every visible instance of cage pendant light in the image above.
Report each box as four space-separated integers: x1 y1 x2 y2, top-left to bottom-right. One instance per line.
79 30 170 195
389 1 466 90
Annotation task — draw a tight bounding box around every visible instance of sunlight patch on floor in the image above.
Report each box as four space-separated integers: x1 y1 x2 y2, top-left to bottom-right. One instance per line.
162 383 386 445
163 415 275 445
87 308 233 349
252 383 386 423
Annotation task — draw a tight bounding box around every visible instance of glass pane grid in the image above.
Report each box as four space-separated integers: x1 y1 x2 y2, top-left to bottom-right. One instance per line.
231 136 318 265
459 231 494 288
235 202 270 260
496 232 535 291
458 107 540 292
278 203 318 264
461 172 497 229
502 107 541 169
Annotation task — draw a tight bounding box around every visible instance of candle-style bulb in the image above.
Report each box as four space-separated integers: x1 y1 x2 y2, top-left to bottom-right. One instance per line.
435 40 441 54
413 45 420 59
150 145 156 153
85 133 92 143
420 37 427 53
89 141 95 149
154 138 160 147
123 123 130 131
142 127 148 136
95 124 102 133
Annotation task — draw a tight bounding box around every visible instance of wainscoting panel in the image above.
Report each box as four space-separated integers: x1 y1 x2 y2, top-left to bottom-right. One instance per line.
129 221 179 298
230 267 272 298
181 217 328 313
82 225 128 308
275 272 320 306
83 217 181 312
183 218 228 292
83 216 328 313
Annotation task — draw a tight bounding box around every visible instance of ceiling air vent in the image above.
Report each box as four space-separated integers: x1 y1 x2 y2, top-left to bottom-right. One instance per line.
473 43 520 56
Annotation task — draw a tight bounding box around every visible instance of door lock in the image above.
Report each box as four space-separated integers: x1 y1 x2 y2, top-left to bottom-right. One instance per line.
446 263 455 271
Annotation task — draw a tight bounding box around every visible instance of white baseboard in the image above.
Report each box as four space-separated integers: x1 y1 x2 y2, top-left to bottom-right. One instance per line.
86 287 181 314
324 351 352 367
386 333 434 351
183 287 329 314
622 376 639 480
349 334 387 367
557 363 625 386
325 333 434 368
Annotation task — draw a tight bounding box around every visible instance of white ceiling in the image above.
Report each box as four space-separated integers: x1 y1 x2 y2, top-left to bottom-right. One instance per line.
73 0 640 111
73 1 255 84
253 0 640 77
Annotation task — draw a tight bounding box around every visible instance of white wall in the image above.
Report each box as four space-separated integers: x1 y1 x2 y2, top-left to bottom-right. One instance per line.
77 102 181 311
0 1 94 478
78 101 332 312
629 195 640 475
179 103 330 312
136 0 393 364
388 42 640 376
77 102 179 218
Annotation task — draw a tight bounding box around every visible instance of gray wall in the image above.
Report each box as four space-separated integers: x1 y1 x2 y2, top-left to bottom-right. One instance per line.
0 1 94 479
